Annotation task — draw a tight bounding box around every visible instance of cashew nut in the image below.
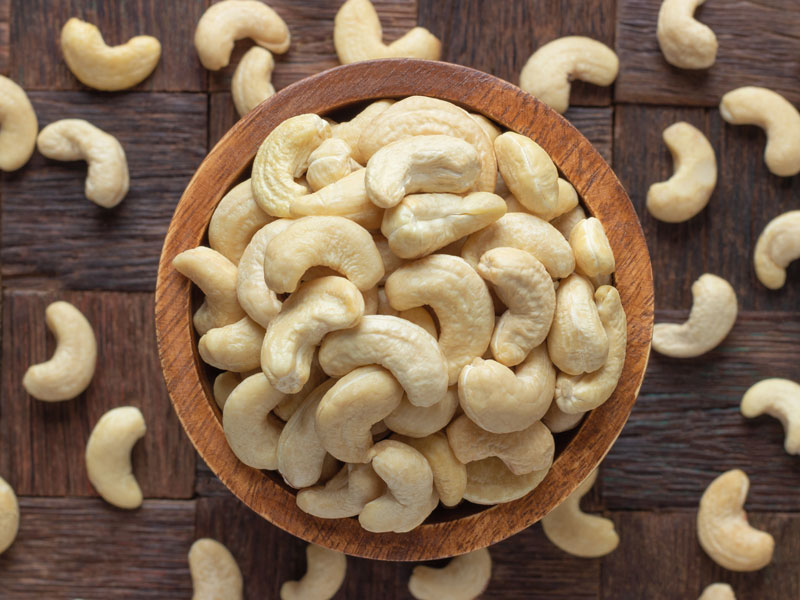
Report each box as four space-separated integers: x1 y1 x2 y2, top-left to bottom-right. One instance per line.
264 216 384 293
461 213 575 279
494 132 558 218
385 386 459 439
273 359 328 421
408 548 491 600
373 234 408 284
85 406 146 509
236 220 288 328
556 285 627 414
471 113 501 141
359 440 438 533
657 0 717 69
209 179 272 265
199 317 264 372
0 75 37 171
719 87 800 177
541 468 619 557
194 0 290 70
22 301 97 402
753 210 800 290
548 273 609 375
0 476 19 555
331 100 393 164
188 538 243 600
290 169 383 229
698 583 736 600
697 469 775 571
334 0 441 64
394 432 466 508
306 138 357 191
382 191 507 259
60 18 161 91
551 178 580 220
519 37 619 114
37 119 129 208
463 455 552 505
570 217 615 278
550 204 586 239
296 462 384 519
741 378 800 455
652 273 737 358
280 544 346 600
231 46 275 116
542 399 585 433
213 372 241 410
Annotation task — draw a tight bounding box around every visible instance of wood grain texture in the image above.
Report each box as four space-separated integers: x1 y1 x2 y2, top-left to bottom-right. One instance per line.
0 289 196 498
615 0 800 106
1 91 206 292
9 0 207 91
0 498 195 598
0 0 9 75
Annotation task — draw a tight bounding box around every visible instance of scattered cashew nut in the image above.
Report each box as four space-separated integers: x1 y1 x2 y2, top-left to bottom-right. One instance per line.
494 132 558 218
0 476 19 555
570 217 615 278
188 538 243 600
740 378 800 455
698 583 737 600
296 462 384 519
231 46 275 116
753 210 800 290
0 75 38 171
657 0 717 69
280 544 346 600
408 548 491 600
209 179 272 265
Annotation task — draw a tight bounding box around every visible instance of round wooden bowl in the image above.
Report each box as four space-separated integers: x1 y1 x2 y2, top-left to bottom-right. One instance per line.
155 59 654 562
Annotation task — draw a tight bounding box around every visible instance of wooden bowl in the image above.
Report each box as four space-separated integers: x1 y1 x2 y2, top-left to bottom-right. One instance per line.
155 59 654 562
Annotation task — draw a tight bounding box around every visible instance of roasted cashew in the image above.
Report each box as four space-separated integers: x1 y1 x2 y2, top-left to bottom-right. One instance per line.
542 399 585 433
385 386 458 439
0 476 19 554
570 217 615 278
22 301 97 402
334 0 441 64
494 132 558 218
698 583 736 600
477 247 556 366
296 462 384 519
541 468 619 557
264 216 384 293
408 548 491 600
657 0 717 69
697 469 774 571
463 455 551 505
461 212 575 279
520 36 619 114
753 210 800 290
0 75 37 171
719 87 800 177
199 317 264 372
741 378 800 455
85 406 146 509
37 119 129 208
394 432 466 508
188 538 243 600
213 372 241 410
60 18 161 91
231 46 275 116
236 220 288 328
556 285 627 414
550 204 586 239
331 100 393 164
652 273 737 358
306 138 357 191
290 169 383 229
209 179 272 265
385 255 494 384
647 122 717 222
194 0 290 70
359 440 438 533
280 544 346 600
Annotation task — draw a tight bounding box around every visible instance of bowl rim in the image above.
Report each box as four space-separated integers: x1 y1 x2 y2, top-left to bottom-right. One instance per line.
154 58 654 562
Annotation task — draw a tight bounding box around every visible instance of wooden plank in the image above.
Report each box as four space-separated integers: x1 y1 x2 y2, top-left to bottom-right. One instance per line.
613 104 800 311
602 511 800 600
0 0 9 75
564 107 613 166
0 498 195 598
615 0 800 106
9 0 207 91
195 456 233 497
0 289 196 498
209 91 238 150
1 91 206 292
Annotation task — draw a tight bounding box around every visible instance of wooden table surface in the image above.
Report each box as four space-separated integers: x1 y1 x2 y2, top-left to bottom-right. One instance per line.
0 1 798 598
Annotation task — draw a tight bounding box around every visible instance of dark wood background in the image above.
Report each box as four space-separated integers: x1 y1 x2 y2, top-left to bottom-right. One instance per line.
0 0 798 598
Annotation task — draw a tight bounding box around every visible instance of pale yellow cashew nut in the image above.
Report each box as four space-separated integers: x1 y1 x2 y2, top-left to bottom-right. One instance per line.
280 544 346 600
198 316 264 372
0 476 19 555
37 119 129 208
213 371 241 410
290 169 383 229
657 0 718 69
331 99 394 164
296 462 384 519
463 455 552 505
520 36 619 114
385 386 458 439
188 538 243 600
60 18 161 91
85 406 147 510
231 46 275 117
570 217 615 278
0 75 37 171
470 113 501 141
209 179 272 265
542 399 585 433
22 301 97 402
550 204 586 239
741 378 800 455
305 138 357 191
697 469 775 571
394 432 466 508
236 219 289 328
753 210 800 290
494 132 558 218
373 234 407 284
334 0 441 64
698 583 736 600
507 177 579 221
408 548 492 600
273 361 328 421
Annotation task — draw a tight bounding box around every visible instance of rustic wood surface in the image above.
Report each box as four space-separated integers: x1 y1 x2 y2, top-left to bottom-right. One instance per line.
0 0 798 597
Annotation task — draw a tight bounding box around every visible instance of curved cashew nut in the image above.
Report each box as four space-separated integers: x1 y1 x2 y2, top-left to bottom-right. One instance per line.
541 468 619 557
85 406 146 509
0 75 37 171
359 440 438 533
720 87 800 177
374 234 408 284
306 138 357 191
236 220 289 328
697 469 775 571
657 0 717 69
506 177 578 221
477 247 556 366
741 378 800 455
384 386 458 439
199 317 264 372
365 135 481 208
290 169 383 229
334 0 441 64
209 179 272 265
542 399 585 433
520 36 619 114
462 212 575 279
652 273 737 358
385 254 494 384
188 538 243 600
382 191 507 259
23 301 97 402
550 204 586 239
570 217 615 278
60 18 161 91
280 544 346 600
273 359 328 421
194 0 290 70
463 455 551 505
408 548 491 600
264 216 384 293
296 462 384 519
458 344 555 434
0 477 19 554
494 132 558 218
231 46 275 116
376 288 438 335
331 99 394 164
556 285 627 414
394 432 466 508
37 119 129 208
213 371 241 410
471 113 501 141
753 210 800 290
698 583 736 600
